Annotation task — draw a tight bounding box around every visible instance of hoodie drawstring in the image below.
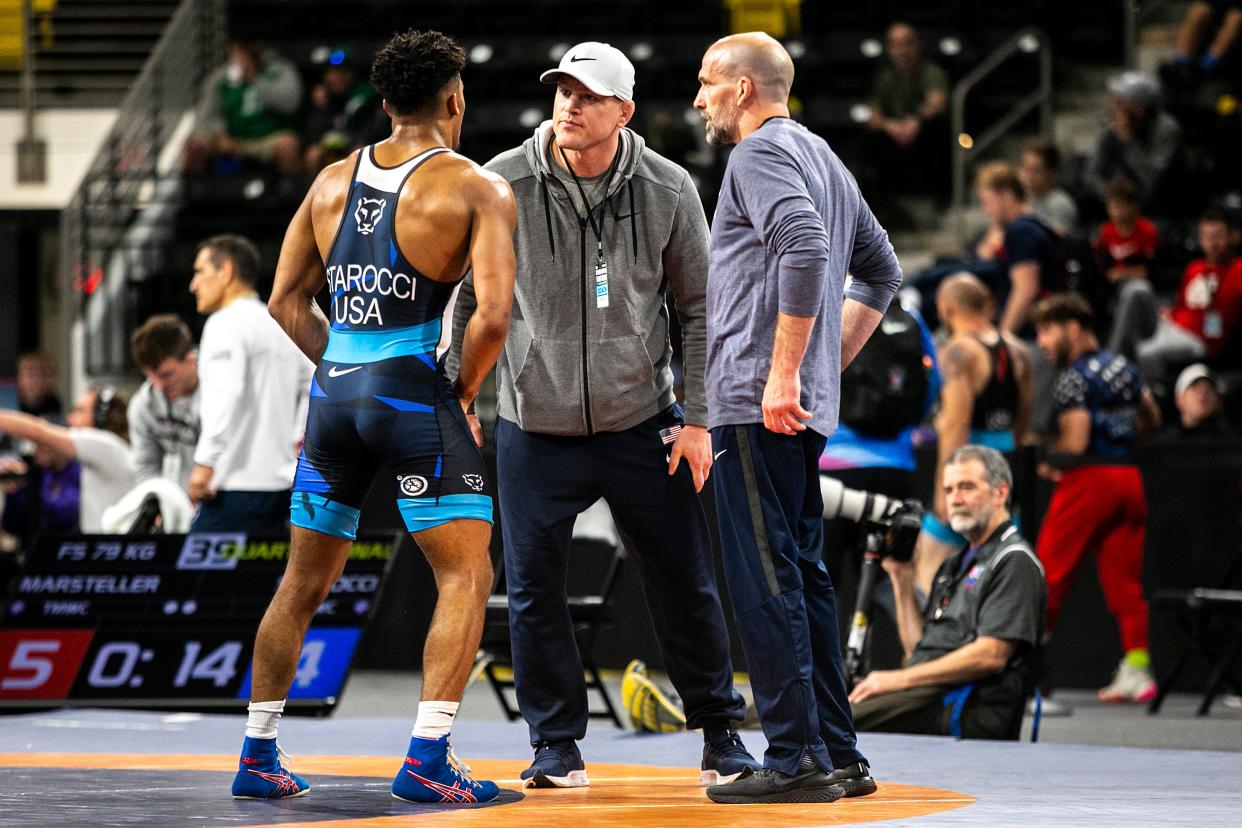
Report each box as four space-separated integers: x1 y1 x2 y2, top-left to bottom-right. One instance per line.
627 179 637 258
541 178 556 259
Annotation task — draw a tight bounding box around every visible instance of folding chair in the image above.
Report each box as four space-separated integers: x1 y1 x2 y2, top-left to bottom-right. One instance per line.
474 499 627 728
1149 544 1242 716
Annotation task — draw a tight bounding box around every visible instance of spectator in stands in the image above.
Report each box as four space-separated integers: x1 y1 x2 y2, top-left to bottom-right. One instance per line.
1033 293 1159 704
188 234 313 534
917 274 1033 593
849 446 1045 740
1125 204 1242 388
975 162 1061 336
1155 363 1233 440
303 48 386 172
128 314 200 492
1094 178 1160 356
1085 71 1181 209
1169 1 1242 83
1095 178 1160 285
15 352 62 419
1019 140 1078 237
865 22 948 193
0 386 135 532
184 35 303 176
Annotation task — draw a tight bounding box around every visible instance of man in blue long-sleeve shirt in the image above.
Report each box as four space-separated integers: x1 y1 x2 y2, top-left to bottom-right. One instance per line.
694 32 902 805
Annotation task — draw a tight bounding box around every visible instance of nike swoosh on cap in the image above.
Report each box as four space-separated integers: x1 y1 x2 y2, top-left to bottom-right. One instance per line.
569 55 596 62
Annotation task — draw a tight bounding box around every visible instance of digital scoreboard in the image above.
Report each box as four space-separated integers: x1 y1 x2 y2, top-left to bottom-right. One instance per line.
0 532 397 712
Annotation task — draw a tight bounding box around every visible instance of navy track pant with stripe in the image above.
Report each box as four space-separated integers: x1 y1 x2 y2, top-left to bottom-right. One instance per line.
710 423 867 775
496 409 747 745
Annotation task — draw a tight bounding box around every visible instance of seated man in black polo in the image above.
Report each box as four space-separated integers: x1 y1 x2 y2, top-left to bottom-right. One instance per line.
848 445 1046 739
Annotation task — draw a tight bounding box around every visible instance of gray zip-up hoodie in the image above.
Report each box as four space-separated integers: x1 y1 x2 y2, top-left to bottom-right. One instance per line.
448 122 710 436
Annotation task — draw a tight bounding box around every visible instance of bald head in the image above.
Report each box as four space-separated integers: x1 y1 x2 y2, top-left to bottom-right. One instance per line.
938 272 992 316
705 32 795 104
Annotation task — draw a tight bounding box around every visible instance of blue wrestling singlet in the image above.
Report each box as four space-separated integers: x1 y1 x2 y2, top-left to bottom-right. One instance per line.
290 144 493 540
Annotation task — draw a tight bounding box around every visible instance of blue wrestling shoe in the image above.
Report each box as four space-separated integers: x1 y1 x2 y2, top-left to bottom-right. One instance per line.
231 736 310 799
392 735 500 804
700 726 761 785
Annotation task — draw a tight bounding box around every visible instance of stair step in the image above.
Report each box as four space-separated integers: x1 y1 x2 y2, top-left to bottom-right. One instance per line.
30 56 148 71
45 20 168 37
0 73 134 89
49 5 178 20
36 40 158 54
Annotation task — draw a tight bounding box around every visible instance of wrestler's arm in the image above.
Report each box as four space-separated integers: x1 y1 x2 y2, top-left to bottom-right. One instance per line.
270 172 332 364
453 170 516 410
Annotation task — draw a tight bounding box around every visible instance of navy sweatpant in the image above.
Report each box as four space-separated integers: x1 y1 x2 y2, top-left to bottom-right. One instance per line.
710 423 866 775
496 410 747 745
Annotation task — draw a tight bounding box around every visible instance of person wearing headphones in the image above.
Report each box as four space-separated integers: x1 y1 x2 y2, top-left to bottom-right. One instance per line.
0 385 136 532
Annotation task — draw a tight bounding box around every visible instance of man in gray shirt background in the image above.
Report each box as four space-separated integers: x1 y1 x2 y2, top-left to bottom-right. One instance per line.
694 32 901 805
128 314 201 492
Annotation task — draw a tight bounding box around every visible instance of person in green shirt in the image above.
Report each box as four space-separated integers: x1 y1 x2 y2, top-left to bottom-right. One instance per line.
184 36 304 175
863 23 949 198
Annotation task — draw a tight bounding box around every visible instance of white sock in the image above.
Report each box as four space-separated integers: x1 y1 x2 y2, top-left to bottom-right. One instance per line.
245 699 286 740
410 701 459 740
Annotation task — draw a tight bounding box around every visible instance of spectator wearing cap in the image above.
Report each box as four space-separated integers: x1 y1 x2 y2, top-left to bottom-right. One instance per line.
446 40 754 788
303 47 387 172
1085 71 1181 208
1156 364 1233 440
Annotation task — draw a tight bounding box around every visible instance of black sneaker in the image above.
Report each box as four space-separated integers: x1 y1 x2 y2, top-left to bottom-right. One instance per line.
520 740 589 788
826 760 877 797
700 726 761 786
705 766 845 804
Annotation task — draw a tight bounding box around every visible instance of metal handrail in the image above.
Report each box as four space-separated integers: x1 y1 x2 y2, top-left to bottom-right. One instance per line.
59 0 226 381
950 27 1053 243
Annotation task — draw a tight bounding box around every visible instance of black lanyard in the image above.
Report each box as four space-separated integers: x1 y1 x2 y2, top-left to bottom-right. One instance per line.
561 146 619 265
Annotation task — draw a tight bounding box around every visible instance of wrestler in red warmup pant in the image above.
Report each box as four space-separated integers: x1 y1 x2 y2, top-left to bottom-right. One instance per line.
1035 465 1149 652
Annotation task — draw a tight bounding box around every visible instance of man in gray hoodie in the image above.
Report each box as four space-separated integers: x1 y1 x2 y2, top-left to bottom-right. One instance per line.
449 41 753 790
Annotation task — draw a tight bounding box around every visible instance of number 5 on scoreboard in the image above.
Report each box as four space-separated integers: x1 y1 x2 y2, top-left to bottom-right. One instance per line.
0 630 94 699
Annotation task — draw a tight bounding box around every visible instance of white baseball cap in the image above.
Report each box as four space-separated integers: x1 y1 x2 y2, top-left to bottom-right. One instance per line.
540 41 635 102
1174 363 1218 397
1107 70 1161 108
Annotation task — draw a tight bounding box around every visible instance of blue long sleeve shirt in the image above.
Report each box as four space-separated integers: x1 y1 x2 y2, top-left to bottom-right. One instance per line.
705 117 902 437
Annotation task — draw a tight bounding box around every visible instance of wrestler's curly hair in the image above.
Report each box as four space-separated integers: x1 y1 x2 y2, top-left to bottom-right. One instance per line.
370 30 466 116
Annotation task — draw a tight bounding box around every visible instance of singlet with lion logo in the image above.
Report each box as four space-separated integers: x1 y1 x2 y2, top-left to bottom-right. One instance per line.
323 145 461 356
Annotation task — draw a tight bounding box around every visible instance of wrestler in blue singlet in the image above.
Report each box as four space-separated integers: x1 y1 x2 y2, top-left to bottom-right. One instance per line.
290 145 491 540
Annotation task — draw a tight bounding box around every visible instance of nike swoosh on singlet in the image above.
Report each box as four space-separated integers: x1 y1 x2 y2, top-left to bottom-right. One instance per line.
328 365 362 377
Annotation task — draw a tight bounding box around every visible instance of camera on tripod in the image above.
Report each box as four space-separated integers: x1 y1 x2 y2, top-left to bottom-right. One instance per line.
821 476 923 562
821 476 926 686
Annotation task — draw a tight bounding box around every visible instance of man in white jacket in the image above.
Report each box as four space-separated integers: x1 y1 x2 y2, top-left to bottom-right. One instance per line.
188 234 313 533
